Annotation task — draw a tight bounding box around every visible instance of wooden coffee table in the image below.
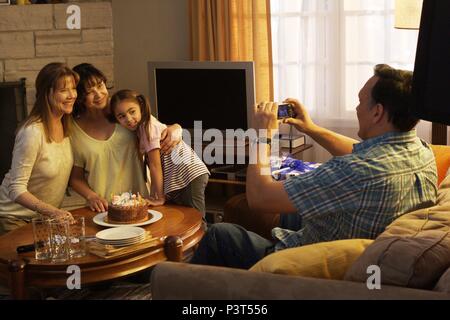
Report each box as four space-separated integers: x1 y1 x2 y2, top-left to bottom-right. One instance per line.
0 205 204 299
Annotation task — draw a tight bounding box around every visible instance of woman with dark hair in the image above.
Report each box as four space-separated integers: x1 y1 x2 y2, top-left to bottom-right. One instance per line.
69 63 182 212
0 62 78 235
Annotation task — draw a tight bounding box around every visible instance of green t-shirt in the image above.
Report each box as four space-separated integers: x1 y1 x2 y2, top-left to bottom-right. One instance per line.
70 119 149 202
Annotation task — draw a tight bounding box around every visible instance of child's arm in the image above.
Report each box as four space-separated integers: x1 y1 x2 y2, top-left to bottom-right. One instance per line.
147 149 166 206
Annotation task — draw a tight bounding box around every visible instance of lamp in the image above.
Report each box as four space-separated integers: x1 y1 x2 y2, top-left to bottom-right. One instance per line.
394 0 423 29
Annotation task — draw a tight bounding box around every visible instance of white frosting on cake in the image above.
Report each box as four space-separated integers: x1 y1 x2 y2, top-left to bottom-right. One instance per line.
111 192 144 207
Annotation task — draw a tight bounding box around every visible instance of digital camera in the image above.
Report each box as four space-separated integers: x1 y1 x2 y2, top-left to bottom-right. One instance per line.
277 103 295 119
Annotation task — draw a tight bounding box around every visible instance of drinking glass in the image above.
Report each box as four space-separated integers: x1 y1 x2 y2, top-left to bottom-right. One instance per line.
68 215 86 258
31 217 53 260
49 219 70 263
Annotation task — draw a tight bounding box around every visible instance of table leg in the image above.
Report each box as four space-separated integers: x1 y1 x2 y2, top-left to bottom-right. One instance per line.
164 236 183 262
8 259 27 300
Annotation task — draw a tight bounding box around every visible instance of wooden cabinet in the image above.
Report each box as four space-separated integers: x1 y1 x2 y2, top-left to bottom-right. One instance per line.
0 79 27 181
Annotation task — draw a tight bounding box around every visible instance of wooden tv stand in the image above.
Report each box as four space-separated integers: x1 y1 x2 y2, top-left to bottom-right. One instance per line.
207 144 313 185
204 144 313 223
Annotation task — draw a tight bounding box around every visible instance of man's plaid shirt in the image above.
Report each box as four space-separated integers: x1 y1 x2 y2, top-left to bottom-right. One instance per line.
273 130 437 250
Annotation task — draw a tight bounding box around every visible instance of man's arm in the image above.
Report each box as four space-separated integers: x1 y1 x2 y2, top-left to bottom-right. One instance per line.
302 125 359 156
283 98 359 156
246 143 297 214
246 102 297 214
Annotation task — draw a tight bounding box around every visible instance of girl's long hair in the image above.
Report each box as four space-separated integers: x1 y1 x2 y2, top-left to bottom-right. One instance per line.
19 62 79 143
109 89 152 145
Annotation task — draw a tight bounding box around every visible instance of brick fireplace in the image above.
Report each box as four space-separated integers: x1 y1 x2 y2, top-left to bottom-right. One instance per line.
0 1 114 113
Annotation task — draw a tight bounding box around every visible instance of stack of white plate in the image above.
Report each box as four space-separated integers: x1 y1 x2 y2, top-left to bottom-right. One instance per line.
95 226 146 247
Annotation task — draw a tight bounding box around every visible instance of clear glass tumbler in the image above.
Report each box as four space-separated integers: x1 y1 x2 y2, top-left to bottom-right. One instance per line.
31 217 53 260
68 215 86 258
49 219 70 263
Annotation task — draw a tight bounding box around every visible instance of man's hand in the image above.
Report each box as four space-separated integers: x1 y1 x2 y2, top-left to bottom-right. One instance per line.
160 124 182 154
86 193 108 212
254 102 280 137
282 98 318 134
282 98 357 156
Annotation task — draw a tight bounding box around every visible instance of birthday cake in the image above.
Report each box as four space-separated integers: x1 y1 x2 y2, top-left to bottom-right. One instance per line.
108 192 148 224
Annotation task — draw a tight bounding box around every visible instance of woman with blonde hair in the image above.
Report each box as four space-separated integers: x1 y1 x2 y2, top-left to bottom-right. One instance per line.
0 62 78 235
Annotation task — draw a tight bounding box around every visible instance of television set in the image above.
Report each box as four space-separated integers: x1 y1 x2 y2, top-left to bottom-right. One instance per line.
411 0 450 125
147 61 255 132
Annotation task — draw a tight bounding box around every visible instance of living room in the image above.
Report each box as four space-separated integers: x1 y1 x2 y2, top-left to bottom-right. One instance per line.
1 0 450 306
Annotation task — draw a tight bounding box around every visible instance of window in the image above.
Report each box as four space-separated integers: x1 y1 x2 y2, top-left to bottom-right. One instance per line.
270 0 419 121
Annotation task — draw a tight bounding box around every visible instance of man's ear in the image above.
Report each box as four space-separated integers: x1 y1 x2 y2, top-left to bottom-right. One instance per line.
371 103 385 124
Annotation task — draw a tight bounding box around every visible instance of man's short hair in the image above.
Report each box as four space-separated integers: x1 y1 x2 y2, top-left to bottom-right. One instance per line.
372 64 419 131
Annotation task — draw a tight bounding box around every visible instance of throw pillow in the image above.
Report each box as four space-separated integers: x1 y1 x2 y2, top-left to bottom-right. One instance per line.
434 267 450 293
430 144 450 186
344 230 450 289
250 239 373 280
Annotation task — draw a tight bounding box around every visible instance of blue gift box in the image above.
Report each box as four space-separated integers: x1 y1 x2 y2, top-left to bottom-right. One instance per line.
271 155 321 181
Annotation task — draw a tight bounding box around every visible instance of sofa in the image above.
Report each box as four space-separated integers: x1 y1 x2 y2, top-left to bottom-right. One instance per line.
150 145 450 299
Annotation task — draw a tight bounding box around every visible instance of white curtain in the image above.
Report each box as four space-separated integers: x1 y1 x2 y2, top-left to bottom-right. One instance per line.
270 0 431 163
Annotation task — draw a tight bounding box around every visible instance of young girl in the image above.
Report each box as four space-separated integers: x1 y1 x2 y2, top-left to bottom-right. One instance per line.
110 89 209 216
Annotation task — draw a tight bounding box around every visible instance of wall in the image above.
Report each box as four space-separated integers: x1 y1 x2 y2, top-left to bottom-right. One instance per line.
112 0 190 98
0 2 114 113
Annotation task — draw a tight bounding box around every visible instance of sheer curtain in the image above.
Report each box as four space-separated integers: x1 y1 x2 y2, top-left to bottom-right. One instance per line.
270 0 431 162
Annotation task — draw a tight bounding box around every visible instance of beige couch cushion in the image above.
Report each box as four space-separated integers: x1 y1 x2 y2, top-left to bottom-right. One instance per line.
437 173 450 205
434 267 450 293
344 203 450 289
344 229 450 289
250 239 373 280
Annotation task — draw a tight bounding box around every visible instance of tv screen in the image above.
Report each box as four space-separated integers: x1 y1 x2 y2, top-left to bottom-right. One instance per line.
411 0 450 125
148 61 255 131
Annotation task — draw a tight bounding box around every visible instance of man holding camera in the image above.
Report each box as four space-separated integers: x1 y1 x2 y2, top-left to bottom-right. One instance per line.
190 64 437 269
